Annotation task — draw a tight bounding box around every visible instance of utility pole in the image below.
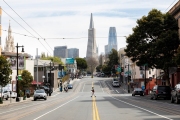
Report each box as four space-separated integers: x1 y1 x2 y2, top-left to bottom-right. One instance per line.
36 48 38 88
128 64 130 93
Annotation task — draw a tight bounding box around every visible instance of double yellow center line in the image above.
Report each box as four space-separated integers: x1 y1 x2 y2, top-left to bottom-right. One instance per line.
92 82 100 120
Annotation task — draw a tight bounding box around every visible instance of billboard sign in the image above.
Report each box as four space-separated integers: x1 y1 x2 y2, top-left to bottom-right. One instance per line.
8 56 25 70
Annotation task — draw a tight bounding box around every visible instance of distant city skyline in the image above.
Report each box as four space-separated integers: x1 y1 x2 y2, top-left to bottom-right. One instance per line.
0 0 177 58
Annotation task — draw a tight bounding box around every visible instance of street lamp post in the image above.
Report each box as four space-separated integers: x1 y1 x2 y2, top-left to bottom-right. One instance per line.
48 59 53 96
16 43 24 102
127 64 130 93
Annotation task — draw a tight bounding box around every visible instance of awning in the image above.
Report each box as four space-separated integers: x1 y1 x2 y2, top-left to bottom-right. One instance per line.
31 80 42 85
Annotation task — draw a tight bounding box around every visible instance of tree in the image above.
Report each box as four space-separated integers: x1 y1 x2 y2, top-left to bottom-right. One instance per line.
86 57 99 78
96 65 102 72
19 70 33 96
102 65 111 76
107 49 119 75
41 52 46 58
125 9 180 85
0 55 12 101
75 58 87 70
40 56 63 65
75 58 87 75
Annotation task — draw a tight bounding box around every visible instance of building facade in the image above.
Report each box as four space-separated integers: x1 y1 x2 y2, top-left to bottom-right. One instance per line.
108 27 117 53
67 48 79 58
86 13 98 59
168 0 180 87
54 46 67 58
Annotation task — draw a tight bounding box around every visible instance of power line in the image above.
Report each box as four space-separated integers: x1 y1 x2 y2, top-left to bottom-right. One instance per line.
164 0 178 12
1 29 127 39
3 0 53 51
1 8 52 56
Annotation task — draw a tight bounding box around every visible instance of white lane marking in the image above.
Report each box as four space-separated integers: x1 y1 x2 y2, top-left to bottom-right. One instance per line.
111 96 173 120
81 83 85 92
99 81 104 93
116 90 119 93
51 93 60 97
106 82 114 91
0 97 61 115
33 96 79 120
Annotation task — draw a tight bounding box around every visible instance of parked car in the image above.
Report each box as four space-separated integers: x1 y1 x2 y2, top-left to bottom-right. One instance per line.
33 89 47 101
39 86 53 96
150 85 171 100
132 88 144 96
112 78 118 83
0 90 7 100
0 90 17 100
67 84 73 89
112 81 120 87
171 83 180 104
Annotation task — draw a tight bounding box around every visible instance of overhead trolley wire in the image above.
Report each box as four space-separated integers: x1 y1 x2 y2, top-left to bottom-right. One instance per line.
3 0 53 51
1 28 127 40
1 8 52 56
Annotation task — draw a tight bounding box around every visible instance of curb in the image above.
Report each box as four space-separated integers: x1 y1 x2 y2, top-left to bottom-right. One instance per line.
0 97 33 107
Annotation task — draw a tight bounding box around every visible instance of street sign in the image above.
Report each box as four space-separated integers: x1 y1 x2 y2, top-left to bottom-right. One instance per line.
66 58 74 64
117 67 121 72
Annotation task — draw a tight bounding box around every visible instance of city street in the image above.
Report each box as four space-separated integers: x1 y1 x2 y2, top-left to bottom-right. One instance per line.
0 76 180 120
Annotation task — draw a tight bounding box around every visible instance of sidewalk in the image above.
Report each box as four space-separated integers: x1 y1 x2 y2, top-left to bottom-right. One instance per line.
0 78 81 107
0 97 33 107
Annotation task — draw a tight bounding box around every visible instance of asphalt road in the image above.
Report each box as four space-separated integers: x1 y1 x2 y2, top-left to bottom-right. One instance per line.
0 76 180 120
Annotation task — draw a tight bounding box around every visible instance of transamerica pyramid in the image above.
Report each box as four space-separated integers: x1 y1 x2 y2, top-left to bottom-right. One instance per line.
86 13 98 59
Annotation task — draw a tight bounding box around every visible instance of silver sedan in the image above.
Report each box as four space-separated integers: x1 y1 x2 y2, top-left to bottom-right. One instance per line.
33 89 47 101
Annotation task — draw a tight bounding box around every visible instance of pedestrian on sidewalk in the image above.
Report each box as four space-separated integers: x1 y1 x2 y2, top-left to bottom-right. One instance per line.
91 87 96 97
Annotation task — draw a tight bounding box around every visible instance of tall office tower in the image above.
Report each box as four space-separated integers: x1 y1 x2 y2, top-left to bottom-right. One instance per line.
54 46 67 58
0 6 2 55
108 27 117 53
86 13 98 59
68 48 79 58
105 45 108 55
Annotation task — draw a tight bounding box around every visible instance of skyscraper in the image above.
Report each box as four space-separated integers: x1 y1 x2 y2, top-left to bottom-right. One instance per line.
105 45 108 55
108 27 117 53
68 48 79 58
54 46 67 58
86 13 98 59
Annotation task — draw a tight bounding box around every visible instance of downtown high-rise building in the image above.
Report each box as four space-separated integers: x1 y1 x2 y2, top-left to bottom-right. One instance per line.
86 13 98 59
54 46 67 58
105 45 108 55
67 48 79 58
108 27 117 53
